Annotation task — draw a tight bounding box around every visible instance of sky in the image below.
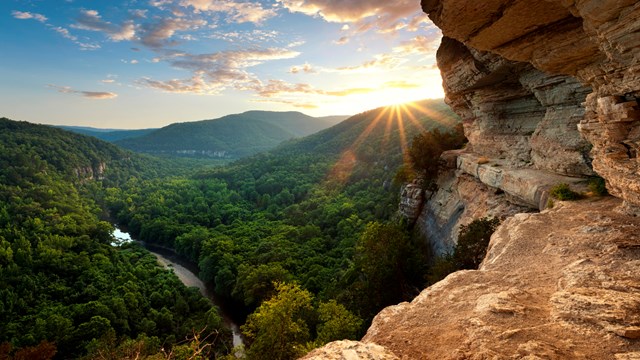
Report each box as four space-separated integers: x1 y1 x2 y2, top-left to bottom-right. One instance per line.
0 0 444 129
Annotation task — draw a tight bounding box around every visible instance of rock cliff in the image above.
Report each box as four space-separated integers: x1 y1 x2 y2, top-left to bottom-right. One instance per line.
305 1 640 358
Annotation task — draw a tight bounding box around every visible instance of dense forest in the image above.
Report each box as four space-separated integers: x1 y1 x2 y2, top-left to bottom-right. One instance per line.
0 119 231 359
0 99 467 359
105 100 464 357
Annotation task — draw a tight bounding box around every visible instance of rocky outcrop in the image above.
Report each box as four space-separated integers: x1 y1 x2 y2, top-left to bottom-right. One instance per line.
301 341 399 360
364 198 640 359
425 0 640 210
74 161 107 181
398 181 424 224
414 150 531 255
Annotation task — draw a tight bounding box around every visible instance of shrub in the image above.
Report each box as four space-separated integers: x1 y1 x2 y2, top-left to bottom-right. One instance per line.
549 183 582 201
588 177 608 196
426 217 500 285
454 217 500 270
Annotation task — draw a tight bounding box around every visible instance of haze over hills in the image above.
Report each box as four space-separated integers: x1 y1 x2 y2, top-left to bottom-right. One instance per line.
113 111 349 159
57 126 158 142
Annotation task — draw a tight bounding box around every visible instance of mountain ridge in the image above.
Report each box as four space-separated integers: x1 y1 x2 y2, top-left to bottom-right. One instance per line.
114 110 349 159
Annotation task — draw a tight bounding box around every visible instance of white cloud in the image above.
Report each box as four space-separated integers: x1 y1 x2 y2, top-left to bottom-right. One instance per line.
333 36 349 45
52 26 78 41
140 17 206 48
289 63 316 74
12 11 48 23
392 34 441 55
73 9 136 41
177 0 277 24
277 0 425 33
48 85 118 99
129 9 148 18
139 47 300 94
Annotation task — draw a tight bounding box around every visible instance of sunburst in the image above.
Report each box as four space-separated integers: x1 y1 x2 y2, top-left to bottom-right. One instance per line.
325 100 457 186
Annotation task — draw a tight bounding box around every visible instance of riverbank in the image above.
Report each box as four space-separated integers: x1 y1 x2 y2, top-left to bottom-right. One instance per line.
111 227 245 349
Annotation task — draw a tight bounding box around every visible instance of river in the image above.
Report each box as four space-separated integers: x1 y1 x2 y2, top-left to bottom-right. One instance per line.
112 227 244 350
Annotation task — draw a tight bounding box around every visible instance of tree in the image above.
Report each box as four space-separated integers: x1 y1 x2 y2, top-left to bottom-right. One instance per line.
241 282 313 360
316 300 362 344
408 124 465 186
454 217 500 269
350 222 427 320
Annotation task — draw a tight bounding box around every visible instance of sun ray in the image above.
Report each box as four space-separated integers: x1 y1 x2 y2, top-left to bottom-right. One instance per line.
394 105 411 166
381 105 395 151
352 106 390 149
325 106 390 186
400 103 429 134
405 101 458 127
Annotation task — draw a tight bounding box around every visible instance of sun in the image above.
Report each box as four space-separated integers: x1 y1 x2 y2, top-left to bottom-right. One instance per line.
324 99 455 187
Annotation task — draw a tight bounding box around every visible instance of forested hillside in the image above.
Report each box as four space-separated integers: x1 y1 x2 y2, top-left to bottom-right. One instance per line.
115 111 348 159
0 118 230 359
105 99 463 358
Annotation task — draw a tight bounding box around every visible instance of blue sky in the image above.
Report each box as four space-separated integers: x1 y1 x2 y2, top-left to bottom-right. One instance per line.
1 0 444 128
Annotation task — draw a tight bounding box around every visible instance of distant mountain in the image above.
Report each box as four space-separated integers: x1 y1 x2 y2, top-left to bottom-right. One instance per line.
114 111 349 159
57 125 158 142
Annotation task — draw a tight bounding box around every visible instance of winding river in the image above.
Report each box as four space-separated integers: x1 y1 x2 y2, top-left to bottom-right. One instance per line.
112 228 244 350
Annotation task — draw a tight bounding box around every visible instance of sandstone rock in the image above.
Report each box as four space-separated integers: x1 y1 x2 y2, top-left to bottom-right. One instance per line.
427 0 640 209
398 180 424 224
300 340 399 360
416 150 530 256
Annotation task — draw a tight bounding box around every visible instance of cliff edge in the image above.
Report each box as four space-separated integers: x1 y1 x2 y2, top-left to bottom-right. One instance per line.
303 1 640 358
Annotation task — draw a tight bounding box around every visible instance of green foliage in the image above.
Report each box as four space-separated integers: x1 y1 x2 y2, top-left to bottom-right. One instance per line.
0 100 461 358
588 177 608 196
343 222 428 320
549 183 582 201
407 123 466 186
241 283 362 360
315 300 362 344
454 217 500 270
0 118 230 358
427 218 500 284
107 99 461 331
242 282 313 360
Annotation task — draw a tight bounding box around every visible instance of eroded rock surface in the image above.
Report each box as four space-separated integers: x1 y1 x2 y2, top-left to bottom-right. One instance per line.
425 0 640 209
368 198 640 359
301 340 399 360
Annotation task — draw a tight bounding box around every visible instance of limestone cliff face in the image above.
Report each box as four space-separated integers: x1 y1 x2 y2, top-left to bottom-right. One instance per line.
305 1 640 359
405 0 640 254
424 0 640 209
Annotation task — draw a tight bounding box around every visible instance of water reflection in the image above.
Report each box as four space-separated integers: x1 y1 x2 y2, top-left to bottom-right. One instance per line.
111 227 132 246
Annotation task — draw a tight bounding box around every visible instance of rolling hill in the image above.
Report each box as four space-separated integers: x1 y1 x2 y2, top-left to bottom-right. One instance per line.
115 111 349 159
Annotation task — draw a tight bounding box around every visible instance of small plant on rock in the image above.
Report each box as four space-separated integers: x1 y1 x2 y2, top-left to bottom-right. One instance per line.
588 176 608 196
549 183 582 201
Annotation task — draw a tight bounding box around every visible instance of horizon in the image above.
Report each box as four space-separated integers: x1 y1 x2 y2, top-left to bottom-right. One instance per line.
0 0 444 129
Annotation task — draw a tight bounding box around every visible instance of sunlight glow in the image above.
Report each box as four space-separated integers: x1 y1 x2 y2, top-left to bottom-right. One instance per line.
325 100 455 187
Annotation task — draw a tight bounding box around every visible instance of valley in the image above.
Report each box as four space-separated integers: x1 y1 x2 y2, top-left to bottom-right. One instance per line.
0 99 463 359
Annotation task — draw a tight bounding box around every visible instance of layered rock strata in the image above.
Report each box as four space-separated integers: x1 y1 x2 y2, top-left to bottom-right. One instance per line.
424 0 640 209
